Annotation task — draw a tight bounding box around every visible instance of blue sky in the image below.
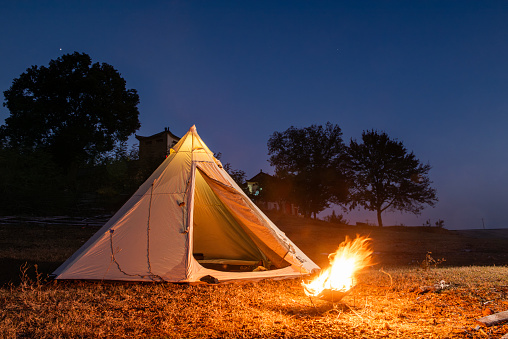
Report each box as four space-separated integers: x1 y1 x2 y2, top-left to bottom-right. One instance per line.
1 1 507 229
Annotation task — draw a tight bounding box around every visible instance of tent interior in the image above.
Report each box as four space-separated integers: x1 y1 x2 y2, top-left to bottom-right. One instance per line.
192 168 290 273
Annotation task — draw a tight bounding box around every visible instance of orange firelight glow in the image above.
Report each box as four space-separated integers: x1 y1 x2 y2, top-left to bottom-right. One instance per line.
303 235 373 297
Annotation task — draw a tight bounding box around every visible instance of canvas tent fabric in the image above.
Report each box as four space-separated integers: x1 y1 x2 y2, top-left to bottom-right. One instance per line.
53 125 319 282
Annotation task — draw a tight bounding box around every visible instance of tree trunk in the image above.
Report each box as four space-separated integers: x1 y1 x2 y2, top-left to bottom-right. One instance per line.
377 209 383 227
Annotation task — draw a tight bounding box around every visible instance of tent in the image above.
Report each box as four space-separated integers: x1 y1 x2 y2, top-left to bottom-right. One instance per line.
53 126 319 282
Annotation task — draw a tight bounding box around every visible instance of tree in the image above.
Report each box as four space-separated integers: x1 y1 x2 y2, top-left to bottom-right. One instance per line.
214 152 248 191
342 130 437 227
324 210 349 225
267 122 347 218
1 52 140 169
223 162 247 189
0 147 75 214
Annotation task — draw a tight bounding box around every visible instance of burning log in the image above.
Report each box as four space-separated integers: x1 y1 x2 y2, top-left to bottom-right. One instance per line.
302 235 373 302
307 286 354 303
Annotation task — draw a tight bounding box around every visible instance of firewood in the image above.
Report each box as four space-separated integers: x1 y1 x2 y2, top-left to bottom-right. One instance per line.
418 286 435 294
417 280 450 295
316 288 350 302
482 308 493 316
476 310 508 327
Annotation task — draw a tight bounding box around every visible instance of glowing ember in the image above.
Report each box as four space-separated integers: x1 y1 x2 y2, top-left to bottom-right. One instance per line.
303 235 373 298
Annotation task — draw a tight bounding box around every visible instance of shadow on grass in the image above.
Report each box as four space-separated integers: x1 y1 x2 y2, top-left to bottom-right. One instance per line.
253 293 357 319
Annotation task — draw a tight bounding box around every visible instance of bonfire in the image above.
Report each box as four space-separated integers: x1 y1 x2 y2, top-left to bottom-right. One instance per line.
302 235 373 302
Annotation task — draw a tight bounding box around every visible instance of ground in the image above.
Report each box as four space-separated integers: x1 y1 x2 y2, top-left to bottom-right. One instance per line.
1 212 508 338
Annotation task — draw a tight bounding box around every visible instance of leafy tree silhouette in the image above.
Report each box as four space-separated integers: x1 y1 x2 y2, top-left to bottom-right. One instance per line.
343 130 437 226
1 52 140 170
268 122 347 218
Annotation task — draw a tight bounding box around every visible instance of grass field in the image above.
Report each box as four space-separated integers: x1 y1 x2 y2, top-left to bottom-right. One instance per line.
1 212 508 338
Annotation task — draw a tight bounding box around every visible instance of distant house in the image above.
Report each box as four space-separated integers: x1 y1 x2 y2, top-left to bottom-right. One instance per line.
247 170 272 197
247 170 299 216
135 127 180 163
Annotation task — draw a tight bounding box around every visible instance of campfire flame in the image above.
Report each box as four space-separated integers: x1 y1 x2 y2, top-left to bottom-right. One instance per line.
303 235 373 298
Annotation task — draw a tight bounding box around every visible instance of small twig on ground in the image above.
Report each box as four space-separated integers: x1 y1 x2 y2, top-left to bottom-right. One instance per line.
379 268 393 288
345 303 364 322
307 294 316 309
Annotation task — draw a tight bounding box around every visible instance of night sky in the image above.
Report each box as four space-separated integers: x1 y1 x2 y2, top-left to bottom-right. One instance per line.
1 1 507 229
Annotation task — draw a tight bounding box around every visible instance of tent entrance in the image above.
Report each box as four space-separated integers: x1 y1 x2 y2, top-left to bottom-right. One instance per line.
192 169 272 272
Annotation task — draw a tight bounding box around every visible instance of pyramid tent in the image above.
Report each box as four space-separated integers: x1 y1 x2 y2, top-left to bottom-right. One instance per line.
53 125 319 282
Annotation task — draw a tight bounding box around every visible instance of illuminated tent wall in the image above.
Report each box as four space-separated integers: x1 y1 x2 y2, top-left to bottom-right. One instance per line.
53 126 319 282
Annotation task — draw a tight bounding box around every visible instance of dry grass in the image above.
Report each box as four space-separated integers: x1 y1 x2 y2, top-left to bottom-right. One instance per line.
2 265 508 338
2 214 508 338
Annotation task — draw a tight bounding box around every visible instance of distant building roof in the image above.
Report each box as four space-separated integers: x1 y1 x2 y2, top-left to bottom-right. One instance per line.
135 127 180 142
247 170 274 183
135 127 181 162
